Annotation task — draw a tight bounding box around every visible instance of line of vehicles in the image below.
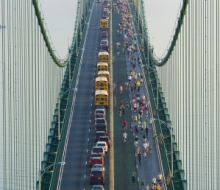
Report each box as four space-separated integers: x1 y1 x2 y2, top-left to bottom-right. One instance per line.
94 0 111 108
90 1 111 190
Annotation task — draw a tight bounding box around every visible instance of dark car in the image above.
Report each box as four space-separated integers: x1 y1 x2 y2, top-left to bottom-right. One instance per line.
90 168 105 185
95 107 106 118
100 45 109 52
95 118 107 126
95 131 107 142
95 124 107 132
89 155 104 167
99 136 111 147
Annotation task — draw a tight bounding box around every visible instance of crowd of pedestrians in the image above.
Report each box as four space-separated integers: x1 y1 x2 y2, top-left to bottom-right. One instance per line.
113 0 165 189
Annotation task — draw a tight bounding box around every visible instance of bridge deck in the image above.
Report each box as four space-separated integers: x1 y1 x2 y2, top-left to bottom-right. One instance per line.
60 1 162 190
112 1 161 189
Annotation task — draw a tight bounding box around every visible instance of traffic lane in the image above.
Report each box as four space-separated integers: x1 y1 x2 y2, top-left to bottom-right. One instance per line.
60 2 101 190
60 16 100 190
85 107 110 190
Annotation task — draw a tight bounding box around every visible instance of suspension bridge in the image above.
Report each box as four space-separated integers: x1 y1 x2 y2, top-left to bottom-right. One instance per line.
0 0 219 189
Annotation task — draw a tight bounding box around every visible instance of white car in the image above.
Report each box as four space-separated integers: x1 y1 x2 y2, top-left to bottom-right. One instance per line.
96 141 108 152
91 146 105 157
91 164 105 172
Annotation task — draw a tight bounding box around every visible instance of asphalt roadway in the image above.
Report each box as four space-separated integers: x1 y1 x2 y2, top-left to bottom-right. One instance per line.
60 2 109 190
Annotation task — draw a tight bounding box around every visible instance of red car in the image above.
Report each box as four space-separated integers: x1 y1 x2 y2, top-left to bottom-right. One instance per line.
99 136 111 147
90 154 104 167
90 168 105 185
95 131 107 142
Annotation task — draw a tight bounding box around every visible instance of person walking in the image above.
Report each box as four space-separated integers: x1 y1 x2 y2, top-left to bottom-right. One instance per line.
149 145 152 153
120 100 124 107
125 81 128 90
132 171 136 184
120 85 123 93
143 150 147 161
139 109 143 120
123 120 128 130
141 178 145 190
122 106 125 116
143 133 147 142
145 126 149 137
119 106 122 117
113 82 116 91
146 184 150 190
126 102 129 110
138 152 142 163
123 131 127 142
153 133 158 144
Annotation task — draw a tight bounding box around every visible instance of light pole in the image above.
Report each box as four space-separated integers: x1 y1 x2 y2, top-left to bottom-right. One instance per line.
141 64 159 110
38 162 65 190
150 118 173 176
58 88 77 140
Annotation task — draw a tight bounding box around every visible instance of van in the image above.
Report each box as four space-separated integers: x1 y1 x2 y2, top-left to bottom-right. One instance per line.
98 71 110 84
95 90 108 107
97 62 108 72
98 51 109 64
95 77 108 91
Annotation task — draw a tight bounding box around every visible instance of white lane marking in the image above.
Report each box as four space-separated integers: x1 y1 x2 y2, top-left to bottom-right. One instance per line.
84 174 86 178
85 161 87 165
91 97 93 99
137 177 139 181
87 149 88 153
90 111 91 114
90 120 91 122
89 128 90 132
88 138 89 142
136 165 138 169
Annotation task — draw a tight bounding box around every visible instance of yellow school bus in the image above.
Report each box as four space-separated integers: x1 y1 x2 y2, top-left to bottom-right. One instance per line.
95 77 108 91
95 90 108 107
98 71 110 84
98 51 109 64
100 19 108 30
97 62 108 72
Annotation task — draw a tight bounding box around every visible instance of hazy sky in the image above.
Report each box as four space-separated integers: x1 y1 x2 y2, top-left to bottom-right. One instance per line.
39 0 182 59
39 0 78 59
144 0 182 58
